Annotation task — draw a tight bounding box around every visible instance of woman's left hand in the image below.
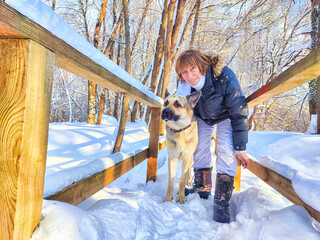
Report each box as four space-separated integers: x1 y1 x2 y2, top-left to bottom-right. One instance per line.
236 151 250 169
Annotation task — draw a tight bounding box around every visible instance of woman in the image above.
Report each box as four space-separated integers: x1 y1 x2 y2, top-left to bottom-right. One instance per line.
175 49 250 223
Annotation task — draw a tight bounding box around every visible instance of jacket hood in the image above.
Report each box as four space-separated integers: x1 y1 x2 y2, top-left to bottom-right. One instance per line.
210 54 224 77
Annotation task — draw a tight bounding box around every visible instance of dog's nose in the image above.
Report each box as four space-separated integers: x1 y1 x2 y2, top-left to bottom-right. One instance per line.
161 108 173 121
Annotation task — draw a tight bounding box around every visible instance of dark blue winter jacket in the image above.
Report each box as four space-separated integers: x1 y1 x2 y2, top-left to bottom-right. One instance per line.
192 66 249 151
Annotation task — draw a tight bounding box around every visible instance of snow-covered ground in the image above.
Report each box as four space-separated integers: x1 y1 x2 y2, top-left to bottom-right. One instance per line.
31 115 320 240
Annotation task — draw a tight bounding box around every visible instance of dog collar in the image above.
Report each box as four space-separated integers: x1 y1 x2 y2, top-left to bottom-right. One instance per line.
169 124 192 133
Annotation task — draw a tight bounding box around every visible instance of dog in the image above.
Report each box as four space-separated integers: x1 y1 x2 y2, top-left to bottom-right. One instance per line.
162 90 201 203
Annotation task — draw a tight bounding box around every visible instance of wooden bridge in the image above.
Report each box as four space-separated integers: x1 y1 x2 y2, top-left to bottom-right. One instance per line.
0 1 319 239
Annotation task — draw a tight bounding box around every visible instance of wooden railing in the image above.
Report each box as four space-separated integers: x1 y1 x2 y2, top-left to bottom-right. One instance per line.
0 2 162 240
245 47 320 222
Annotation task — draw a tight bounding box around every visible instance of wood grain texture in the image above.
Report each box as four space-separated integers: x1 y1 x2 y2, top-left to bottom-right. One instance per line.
147 108 161 182
248 158 320 222
246 48 320 107
45 149 148 205
0 39 54 239
0 2 161 108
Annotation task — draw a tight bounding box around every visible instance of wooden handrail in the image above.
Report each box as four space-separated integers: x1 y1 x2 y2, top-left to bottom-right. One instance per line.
247 158 320 222
45 139 166 205
0 2 162 108
246 47 320 107
45 149 149 205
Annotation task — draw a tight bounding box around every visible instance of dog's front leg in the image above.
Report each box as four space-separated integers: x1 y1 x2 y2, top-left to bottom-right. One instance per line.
177 157 193 203
164 158 177 202
186 168 193 187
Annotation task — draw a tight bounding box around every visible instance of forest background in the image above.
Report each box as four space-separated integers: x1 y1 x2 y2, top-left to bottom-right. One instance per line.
42 0 317 137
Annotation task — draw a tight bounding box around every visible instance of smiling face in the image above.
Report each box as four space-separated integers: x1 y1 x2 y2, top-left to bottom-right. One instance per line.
179 65 203 87
175 50 208 86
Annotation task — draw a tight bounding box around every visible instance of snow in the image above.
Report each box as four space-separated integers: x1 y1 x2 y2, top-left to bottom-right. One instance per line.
31 115 320 240
5 0 163 105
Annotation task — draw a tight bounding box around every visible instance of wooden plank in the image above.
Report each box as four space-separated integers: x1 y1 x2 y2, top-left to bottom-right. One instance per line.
158 140 166 150
248 158 320 222
0 2 161 108
147 108 161 182
0 39 54 240
246 48 320 107
45 149 148 205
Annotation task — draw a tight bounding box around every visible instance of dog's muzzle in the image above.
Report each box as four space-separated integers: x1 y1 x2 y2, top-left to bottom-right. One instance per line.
161 108 180 122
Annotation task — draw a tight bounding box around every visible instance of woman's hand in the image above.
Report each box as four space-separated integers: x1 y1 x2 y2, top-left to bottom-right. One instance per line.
235 151 250 169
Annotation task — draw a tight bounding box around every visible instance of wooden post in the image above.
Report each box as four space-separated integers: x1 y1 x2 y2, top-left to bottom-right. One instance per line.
146 108 161 182
0 39 54 240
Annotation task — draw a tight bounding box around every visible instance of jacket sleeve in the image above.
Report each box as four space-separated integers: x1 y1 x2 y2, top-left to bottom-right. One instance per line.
223 68 249 151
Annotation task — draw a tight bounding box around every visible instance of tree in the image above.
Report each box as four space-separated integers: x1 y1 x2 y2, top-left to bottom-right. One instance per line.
113 0 132 153
189 0 200 48
310 0 320 133
145 0 169 124
130 0 153 122
87 0 108 125
97 0 119 125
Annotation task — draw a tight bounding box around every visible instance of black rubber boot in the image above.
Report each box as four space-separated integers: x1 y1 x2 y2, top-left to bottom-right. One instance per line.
213 173 234 223
185 168 212 199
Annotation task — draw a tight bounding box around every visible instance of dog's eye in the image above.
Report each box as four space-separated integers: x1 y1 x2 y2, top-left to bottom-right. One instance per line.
174 101 182 108
164 100 169 107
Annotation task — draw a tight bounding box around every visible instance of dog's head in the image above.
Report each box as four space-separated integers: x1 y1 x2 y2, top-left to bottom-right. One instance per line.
161 90 201 129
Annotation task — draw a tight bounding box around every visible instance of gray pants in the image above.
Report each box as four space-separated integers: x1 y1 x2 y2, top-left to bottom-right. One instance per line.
193 117 238 177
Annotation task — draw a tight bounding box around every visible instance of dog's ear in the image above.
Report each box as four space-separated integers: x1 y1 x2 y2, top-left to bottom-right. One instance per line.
187 90 202 109
165 88 171 99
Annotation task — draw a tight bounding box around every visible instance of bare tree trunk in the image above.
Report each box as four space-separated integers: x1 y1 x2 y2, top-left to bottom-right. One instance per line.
78 0 90 41
160 0 177 100
94 0 108 48
310 0 320 133
113 0 132 153
97 88 106 125
171 2 198 61
77 0 94 124
189 0 200 48
167 0 186 70
52 0 56 11
97 1 118 125
159 0 179 135
130 0 152 122
145 0 169 124
131 0 152 55
104 8 125 57
113 93 121 120
131 66 152 122
87 82 97 124
87 0 108 125
113 23 123 120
